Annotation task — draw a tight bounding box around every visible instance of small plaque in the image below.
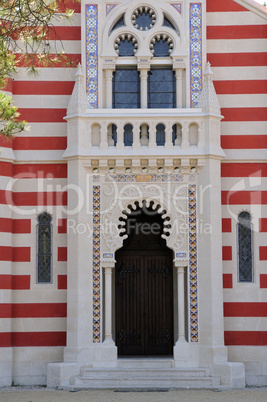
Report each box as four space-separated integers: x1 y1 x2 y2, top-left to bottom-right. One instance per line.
136 175 152 182
103 253 113 259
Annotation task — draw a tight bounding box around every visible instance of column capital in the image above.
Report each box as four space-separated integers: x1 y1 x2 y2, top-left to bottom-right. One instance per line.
137 56 152 70
104 69 115 80
172 57 186 70
102 261 116 269
102 57 117 71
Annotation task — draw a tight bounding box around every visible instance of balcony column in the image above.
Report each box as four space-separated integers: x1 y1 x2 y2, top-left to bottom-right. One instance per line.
148 122 157 149
116 122 124 150
105 69 114 108
100 121 108 150
181 122 189 149
165 121 173 149
177 266 186 342
139 69 149 109
132 122 141 150
103 265 115 344
175 68 183 108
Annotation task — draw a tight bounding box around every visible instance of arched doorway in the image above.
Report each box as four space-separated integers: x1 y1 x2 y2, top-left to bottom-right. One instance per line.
115 204 173 356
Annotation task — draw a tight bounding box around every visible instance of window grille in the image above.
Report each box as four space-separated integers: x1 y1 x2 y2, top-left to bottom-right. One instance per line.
163 16 177 32
113 69 140 108
238 212 253 282
37 212 52 283
110 15 125 33
148 69 176 108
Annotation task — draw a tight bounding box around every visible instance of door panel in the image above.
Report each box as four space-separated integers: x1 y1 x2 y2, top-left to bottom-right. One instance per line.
115 250 173 356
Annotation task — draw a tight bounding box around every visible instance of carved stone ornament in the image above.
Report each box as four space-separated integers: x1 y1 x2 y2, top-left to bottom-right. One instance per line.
67 64 90 116
198 62 221 115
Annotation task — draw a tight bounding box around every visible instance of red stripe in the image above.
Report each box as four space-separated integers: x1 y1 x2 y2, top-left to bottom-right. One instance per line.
58 247 67 261
222 246 232 261
259 218 267 232
0 218 12 232
58 275 67 290
0 190 12 205
260 246 267 260
223 274 233 289
222 218 231 233
0 162 12 177
225 331 267 346
57 0 81 13
207 0 248 12
18 109 66 123
214 80 267 94
13 81 75 95
13 247 31 262
58 219 67 233
224 303 267 317
0 303 66 318
46 26 81 41
0 136 12 148
222 191 267 205
0 275 30 290
222 108 267 122
13 192 67 206
0 333 12 347
1 247 31 263
13 137 67 150
207 25 267 39
221 135 267 149
15 54 81 68
260 274 267 288
207 53 267 67
12 219 31 234
0 218 31 234
13 164 67 179
2 78 13 93
221 163 267 177
12 332 66 347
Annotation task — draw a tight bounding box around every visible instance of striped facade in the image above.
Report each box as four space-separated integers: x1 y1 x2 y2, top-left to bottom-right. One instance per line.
0 0 266 388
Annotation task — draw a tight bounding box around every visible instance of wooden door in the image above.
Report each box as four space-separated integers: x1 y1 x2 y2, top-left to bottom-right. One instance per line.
115 223 173 356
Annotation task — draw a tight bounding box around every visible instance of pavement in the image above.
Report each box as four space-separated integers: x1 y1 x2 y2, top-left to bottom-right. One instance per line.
0 387 267 402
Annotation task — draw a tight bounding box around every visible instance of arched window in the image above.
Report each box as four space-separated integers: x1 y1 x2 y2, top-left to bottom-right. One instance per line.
37 212 52 283
238 212 253 282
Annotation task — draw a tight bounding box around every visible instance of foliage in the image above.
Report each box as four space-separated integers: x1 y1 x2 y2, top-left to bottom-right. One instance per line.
0 0 79 138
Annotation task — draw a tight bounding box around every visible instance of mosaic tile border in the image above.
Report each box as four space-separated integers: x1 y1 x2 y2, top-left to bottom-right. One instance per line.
86 4 98 109
188 184 198 342
106 3 118 15
189 3 202 108
93 185 101 343
171 3 182 14
105 174 185 183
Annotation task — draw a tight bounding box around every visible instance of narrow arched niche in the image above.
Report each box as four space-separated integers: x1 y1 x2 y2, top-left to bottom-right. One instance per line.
91 123 101 146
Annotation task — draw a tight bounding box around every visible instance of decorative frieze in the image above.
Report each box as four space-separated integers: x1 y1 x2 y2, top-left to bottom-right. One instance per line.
92 185 101 343
190 3 202 108
86 5 98 109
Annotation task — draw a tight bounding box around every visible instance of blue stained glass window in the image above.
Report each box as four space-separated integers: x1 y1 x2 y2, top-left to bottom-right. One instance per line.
37 212 52 283
113 69 140 109
148 69 176 108
117 39 135 57
110 15 125 33
124 124 133 146
238 212 253 282
163 16 177 32
153 39 170 57
156 124 165 146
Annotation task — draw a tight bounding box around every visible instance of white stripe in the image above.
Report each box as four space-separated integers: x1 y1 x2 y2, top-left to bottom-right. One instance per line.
221 122 267 136
207 38 267 53
218 94 267 108
207 11 266 25
15 68 76 81
14 151 65 162
221 177 266 191
224 317 267 331
13 95 70 109
20 123 67 137
12 179 67 192
224 150 267 160
212 66 267 80
11 290 66 303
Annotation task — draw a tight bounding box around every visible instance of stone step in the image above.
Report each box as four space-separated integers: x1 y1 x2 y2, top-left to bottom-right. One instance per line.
117 358 174 369
71 367 221 389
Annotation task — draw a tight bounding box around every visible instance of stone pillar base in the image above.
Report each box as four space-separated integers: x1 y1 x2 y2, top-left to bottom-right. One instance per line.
212 362 246 389
173 340 199 368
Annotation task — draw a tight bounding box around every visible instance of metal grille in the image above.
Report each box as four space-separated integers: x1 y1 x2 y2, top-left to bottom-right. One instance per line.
153 39 170 57
148 69 176 108
37 212 52 283
238 212 253 282
113 69 140 108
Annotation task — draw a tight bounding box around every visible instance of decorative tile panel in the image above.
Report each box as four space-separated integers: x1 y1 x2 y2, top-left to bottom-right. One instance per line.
105 174 185 183
190 3 202 108
93 185 101 342
171 3 182 14
106 3 118 15
188 184 198 342
86 5 98 109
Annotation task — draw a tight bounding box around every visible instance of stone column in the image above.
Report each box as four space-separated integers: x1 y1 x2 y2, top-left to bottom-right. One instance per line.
140 69 149 109
175 68 183 108
103 266 115 344
177 266 186 342
105 69 114 108
100 121 108 150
